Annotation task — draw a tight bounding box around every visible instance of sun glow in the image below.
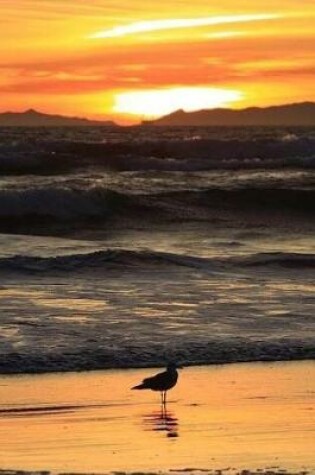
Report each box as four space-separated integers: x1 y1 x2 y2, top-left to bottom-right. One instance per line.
114 87 243 117
1 1 315 121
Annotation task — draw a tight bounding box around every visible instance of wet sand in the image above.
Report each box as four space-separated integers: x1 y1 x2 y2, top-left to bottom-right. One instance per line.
0 361 314 474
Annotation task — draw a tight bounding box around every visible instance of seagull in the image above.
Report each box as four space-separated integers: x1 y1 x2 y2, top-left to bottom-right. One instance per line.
131 363 180 405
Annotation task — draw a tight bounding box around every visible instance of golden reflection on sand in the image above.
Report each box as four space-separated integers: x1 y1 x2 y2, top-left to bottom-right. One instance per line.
0 362 314 473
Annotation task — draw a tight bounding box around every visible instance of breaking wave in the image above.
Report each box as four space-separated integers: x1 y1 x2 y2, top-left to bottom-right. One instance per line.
0 187 134 220
0 133 314 174
0 186 313 223
0 249 313 275
242 252 315 268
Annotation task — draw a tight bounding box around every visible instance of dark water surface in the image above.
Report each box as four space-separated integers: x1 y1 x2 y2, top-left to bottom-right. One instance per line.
0 126 314 373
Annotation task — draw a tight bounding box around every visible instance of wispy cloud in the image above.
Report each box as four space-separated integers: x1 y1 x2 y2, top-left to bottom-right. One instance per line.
89 13 282 39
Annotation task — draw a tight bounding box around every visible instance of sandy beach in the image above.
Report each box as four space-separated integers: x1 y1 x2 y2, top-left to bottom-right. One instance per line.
0 361 314 474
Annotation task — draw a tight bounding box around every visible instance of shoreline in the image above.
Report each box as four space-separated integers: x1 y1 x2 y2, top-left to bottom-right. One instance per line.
0 355 314 377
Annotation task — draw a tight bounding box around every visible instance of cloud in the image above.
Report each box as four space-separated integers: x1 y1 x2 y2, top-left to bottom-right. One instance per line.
89 13 282 39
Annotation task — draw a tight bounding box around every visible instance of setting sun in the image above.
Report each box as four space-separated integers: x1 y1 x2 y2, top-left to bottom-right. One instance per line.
114 87 243 117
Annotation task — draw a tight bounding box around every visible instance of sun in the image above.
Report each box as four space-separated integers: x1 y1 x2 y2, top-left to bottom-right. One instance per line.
113 87 243 118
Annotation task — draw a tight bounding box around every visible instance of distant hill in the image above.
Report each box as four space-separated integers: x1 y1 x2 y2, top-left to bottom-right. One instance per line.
143 102 315 126
0 109 117 127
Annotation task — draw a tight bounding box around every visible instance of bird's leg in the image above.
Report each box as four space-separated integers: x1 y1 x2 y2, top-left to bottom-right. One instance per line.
160 391 164 407
162 393 167 417
163 391 166 408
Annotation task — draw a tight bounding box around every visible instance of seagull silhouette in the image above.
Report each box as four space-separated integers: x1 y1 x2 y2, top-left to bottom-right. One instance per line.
132 363 180 405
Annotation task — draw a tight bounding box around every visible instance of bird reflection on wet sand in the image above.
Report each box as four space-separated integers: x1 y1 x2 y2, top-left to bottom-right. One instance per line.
142 405 179 438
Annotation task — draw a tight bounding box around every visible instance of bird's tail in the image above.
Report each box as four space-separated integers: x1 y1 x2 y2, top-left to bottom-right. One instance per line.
131 383 146 390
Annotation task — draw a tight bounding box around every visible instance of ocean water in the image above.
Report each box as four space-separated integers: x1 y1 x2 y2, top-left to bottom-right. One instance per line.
0 126 314 373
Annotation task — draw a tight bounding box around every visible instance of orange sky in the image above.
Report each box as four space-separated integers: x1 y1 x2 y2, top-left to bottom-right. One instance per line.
1 0 314 123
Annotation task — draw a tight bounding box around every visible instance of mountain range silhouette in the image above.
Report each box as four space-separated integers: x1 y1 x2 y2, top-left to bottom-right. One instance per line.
0 102 314 126
143 102 315 126
0 109 117 127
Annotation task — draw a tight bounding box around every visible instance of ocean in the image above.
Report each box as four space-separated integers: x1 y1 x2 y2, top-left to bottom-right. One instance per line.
0 125 314 373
